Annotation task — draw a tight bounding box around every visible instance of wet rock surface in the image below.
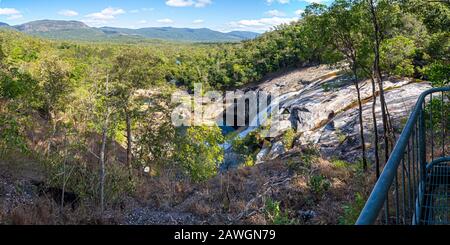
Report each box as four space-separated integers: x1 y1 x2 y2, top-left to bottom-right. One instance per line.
239 65 432 163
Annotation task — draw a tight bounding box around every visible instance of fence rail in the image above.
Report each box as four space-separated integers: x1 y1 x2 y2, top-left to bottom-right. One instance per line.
356 86 449 225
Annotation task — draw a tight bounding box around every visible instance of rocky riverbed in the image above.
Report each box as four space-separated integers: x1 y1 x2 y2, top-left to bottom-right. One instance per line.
233 65 432 164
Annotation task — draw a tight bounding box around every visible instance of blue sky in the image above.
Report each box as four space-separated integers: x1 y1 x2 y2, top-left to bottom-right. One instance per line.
0 0 332 32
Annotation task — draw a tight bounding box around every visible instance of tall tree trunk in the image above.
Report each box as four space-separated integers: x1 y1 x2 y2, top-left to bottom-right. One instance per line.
370 76 381 178
353 67 368 171
61 132 67 215
100 121 107 217
369 0 391 165
47 111 56 156
125 108 133 180
99 73 110 217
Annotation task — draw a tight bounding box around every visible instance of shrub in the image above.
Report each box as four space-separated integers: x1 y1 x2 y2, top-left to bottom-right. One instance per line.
332 158 351 169
381 36 416 77
336 129 347 144
422 61 450 87
282 128 296 150
264 198 297 225
0 113 28 156
231 131 261 155
308 175 331 197
424 97 450 134
299 146 320 169
339 193 366 225
44 150 134 206
243 155 255 167
175 125 225 182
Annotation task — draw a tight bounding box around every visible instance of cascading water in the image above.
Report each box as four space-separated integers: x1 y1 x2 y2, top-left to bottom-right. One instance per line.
219 73 336 171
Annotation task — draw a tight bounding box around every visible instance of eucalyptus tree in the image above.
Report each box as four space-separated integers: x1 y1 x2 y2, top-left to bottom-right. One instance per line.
32 53 74 155
300 3 333 65
175 125 225 182
34 53 73 122
325 0 370 170
110 48 166 179
366 0 398 169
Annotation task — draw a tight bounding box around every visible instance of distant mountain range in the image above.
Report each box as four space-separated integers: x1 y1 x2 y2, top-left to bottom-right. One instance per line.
0 20 260 43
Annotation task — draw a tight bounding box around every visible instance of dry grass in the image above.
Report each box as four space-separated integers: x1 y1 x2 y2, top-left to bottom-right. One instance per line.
8 198 56 225
133 148 374 225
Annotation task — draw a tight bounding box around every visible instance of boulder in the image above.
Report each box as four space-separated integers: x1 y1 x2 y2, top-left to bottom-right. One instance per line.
268 141 286 160
255 148 270 164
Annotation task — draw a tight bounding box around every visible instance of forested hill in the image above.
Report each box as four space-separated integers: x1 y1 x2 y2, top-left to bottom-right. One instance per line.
99 27 259 42
1 20 259 42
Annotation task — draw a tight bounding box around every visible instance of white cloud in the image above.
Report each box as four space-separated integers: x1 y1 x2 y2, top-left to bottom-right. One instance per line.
265 9 286 17
193 19 204 24
266 0 290 5
157 18 174 24
0 8 23 20
302 0 326 3
138 20 148 24
295 9 305 16
86 7 125 21
0 8 20 15
84 7 125 25
194 0 212 7
58 9 79 17
165 0 212 8
229 16 298 32
131 8 154 14
166 0 193 7
7 14 23 20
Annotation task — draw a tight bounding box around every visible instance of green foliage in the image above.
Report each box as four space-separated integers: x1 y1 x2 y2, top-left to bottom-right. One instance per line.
33 53 74 119
381 36 416 77
243 155 255 167
336 129 347 145
321 82 341 92
422 61 450 87
339 193 366 225
231 131 263 168
424 98 450 138
134 92 177 170
0 113 28 156
332 157 368 174
332 158 351 169
45 152 134 205
175 126 225 182
402 0 450 34
264 198 298 225
426 32 450 61
1 69 37 101
308 175 331 197
231 131 261 156
286 147 319 173
282 128 296 150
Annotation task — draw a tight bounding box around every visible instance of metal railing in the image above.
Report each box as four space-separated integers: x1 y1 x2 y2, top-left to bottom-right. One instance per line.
356 87 449 225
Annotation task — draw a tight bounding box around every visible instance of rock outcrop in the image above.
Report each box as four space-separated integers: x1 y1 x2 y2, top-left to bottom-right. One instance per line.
237 65 432 163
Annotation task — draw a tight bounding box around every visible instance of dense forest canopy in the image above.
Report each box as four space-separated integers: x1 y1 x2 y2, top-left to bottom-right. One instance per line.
0 0 449 224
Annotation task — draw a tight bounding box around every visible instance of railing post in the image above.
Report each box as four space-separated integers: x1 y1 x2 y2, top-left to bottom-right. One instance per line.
417 103 426 224
419 104 426 184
